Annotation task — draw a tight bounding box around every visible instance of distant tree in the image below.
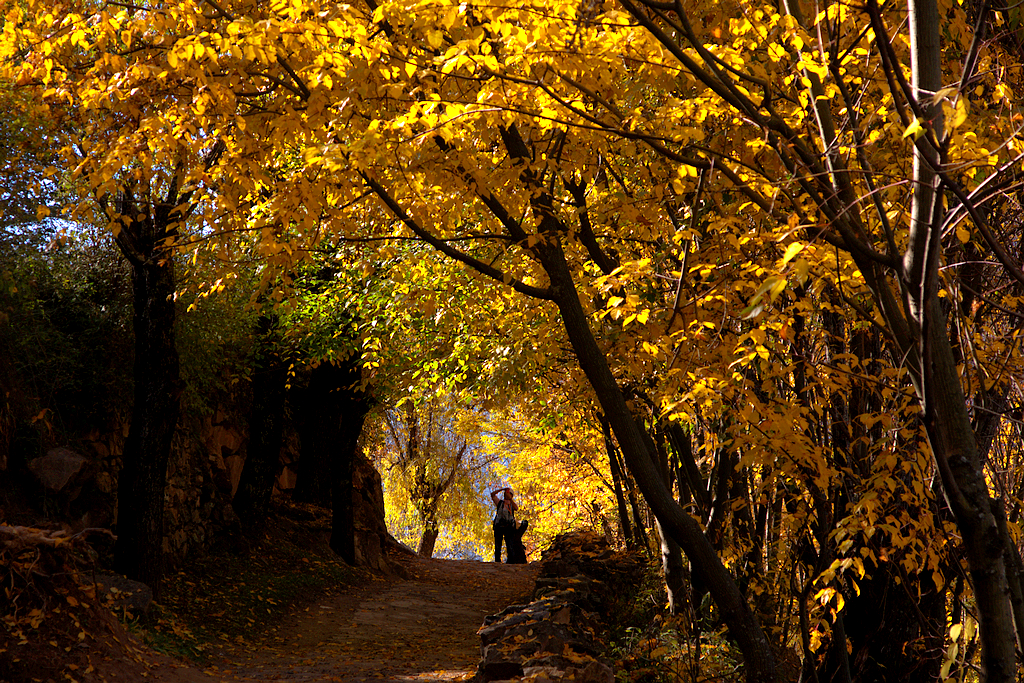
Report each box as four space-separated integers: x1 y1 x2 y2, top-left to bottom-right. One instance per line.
376 397 489 558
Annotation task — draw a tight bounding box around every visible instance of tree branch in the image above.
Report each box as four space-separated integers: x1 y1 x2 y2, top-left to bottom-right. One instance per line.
360 173 556 301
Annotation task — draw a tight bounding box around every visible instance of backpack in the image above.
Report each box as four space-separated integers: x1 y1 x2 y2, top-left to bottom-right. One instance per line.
495 499 516 527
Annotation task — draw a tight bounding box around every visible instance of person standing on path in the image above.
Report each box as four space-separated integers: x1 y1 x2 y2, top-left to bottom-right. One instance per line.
490 486 518 562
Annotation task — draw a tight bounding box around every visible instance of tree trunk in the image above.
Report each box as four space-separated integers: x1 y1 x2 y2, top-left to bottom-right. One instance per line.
105 146 220 598
921 295 1016 682
655 429 687 616
418 525 439 558
626 475 651 553
656 518 688 615
112 230 180 598
904 0 1016 677
535 238 777 683
973 390 1024 650
234 313 288 534
995 500 1024 653
704 443 736 553
328 351 370 563
602 413 634 548
664 422 710 515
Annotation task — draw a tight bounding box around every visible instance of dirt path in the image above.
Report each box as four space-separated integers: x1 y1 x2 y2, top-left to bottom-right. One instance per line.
157 556 539 683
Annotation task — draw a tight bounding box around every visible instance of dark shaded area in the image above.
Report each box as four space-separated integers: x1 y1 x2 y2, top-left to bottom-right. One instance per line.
233 313 289 533
112 232 181 597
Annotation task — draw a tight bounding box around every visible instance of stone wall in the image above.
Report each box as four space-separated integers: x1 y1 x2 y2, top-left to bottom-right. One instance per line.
349 451 395 571
22 404 392 572
474 532 646 683
60 409 246 563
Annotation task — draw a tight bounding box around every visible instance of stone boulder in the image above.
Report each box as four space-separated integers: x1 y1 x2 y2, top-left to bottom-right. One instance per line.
477 591 611 681
91 573 154 614
27 447 88 492
350 451 394 571
533 532 645 613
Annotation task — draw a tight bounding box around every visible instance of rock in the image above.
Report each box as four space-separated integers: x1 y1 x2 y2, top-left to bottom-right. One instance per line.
33 399 398 578
522 666 565 683
351 452 393 571
473 532 645 683
479 610 541 642
576 661 615 683
91 573 154 614
479 644 526 680
522 655 578 670
27 448 88 492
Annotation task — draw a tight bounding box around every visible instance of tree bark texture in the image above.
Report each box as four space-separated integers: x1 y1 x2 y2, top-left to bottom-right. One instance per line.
112 233 181 598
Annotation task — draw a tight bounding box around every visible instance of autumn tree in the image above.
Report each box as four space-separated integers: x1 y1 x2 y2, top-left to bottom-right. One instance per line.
594 0 1023 678
7 0 1024 678
3 2 250 592
331 0 1024 677
371 398 470 556
488 408 626 544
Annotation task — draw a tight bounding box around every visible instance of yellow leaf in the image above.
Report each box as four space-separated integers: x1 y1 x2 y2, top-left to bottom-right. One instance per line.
903 117 925 139
769 277 787 301
794 258 810 285
780 242 804 266
441 6 458 29
952 98 968 129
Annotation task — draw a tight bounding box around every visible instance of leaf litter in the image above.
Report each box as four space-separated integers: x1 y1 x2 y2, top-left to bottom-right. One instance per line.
2 503 538 683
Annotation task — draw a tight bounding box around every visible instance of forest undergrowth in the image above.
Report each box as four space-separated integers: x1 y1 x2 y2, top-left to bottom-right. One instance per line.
0 498 373 681
606 561 746 683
